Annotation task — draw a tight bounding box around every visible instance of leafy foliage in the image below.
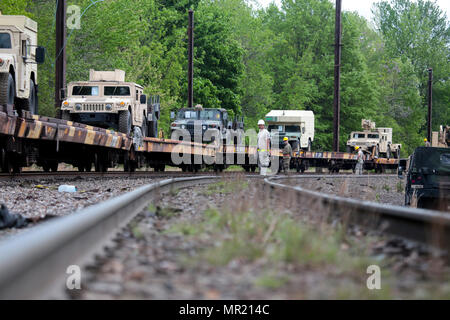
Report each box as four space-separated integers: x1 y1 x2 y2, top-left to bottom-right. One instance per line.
1 0 448 154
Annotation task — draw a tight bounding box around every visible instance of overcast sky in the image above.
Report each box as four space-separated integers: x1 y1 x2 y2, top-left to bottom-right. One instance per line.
255 0 450 22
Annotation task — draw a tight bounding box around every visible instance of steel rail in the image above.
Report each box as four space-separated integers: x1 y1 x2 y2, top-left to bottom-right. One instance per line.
264 175 450 254
0 176 219 299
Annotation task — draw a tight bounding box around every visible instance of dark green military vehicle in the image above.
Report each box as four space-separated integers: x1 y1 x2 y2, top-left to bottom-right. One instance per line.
398 147 450 211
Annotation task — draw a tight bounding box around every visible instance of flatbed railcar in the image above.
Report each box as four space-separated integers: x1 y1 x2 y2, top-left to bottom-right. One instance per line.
0 109 399 174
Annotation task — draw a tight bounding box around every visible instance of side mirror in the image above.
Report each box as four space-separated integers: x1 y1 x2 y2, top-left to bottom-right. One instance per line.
60 88 66 100
35 46 45 64
170 111 175 120
227 121 232 129
140 94 147 104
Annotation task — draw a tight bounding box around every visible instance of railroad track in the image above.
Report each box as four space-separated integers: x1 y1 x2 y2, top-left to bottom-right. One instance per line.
265 175 450 256
0 170 394 181
1 173 444 299
0 176 221 299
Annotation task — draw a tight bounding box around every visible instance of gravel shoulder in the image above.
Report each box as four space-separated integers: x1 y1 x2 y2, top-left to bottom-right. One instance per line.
284 175 405 206
0 177 161 242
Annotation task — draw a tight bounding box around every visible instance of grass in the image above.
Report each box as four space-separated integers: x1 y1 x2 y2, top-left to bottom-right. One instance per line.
203 180 249 196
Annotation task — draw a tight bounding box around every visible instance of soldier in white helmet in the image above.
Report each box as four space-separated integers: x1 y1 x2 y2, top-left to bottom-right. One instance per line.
257 119 270 175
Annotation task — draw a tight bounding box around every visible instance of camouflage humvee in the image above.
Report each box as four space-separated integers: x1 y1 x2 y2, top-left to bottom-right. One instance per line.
61 69 149 136
0 12 45 114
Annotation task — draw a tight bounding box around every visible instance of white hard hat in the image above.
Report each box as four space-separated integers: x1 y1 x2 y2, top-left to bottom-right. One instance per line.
258 119 265 126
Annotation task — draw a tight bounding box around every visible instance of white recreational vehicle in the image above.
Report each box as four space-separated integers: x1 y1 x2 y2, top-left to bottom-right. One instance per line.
265 110 314 151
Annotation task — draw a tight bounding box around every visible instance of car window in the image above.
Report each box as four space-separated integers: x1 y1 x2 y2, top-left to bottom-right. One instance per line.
72 86 99 96
285 125 300 133
441 154 450 166
268 125 283 132
200 110 220 120
368 134 379 139
177 110 198 119
353 133 365 139
0 33 12 49
104 86 130 96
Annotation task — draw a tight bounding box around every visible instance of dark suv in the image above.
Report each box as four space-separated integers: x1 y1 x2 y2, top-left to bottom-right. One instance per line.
399 147 450 211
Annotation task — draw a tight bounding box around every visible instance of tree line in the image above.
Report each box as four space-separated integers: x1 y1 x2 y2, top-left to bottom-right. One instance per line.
1 0 449 155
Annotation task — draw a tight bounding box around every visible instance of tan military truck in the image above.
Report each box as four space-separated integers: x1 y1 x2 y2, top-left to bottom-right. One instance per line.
0 12 45 114
61 69 149 136
432 125 449 148
346 119 402 159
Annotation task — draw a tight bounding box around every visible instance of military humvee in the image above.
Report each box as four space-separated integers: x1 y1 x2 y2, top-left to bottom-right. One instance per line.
0 12 45 114
170 105 244 144
399 147 450 211
61 69 149 136
346 119 401 158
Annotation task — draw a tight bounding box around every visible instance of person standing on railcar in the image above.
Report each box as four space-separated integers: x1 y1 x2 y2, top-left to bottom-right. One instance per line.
257 119 270 176
355 146 364 175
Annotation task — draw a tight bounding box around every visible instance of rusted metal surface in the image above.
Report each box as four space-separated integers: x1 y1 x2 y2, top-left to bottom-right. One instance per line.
297 150 357 160
143 137 215 156
0 111 16 136
1 112 402 167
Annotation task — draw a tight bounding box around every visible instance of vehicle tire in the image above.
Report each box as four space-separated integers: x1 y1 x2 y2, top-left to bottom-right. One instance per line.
61 110 72 121
21 79 37 115
85 161 92 172
251 165 256 172
119 110 131 135
0 73 15 108
159 164 165 172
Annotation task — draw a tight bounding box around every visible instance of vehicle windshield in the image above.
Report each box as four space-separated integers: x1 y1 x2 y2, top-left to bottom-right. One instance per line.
72 86 99 96
104 86 130 96
0 33 12 49
177 110 198 119
368 134 379 139
285 125 301 133
412 147 450 174
353 133 366 139
200 110 221 120
268 125 283 132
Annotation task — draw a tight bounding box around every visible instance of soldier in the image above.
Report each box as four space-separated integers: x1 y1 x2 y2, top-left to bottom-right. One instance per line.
355 146 364 175
257 119 270 176
424 138 431 147
281 137 292 174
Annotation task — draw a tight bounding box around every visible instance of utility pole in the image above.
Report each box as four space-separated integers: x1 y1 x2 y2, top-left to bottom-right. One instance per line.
333 0 342 152
427 68 433 142
55 0 67 116
187 9 194 108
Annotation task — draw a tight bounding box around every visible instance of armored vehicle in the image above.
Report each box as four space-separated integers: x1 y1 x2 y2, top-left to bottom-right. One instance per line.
0 12 45 114
265 110 314 151
346 119 401 158
170 105 243 144
432 125 449 148
61 69 149 136
398 147 450 211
